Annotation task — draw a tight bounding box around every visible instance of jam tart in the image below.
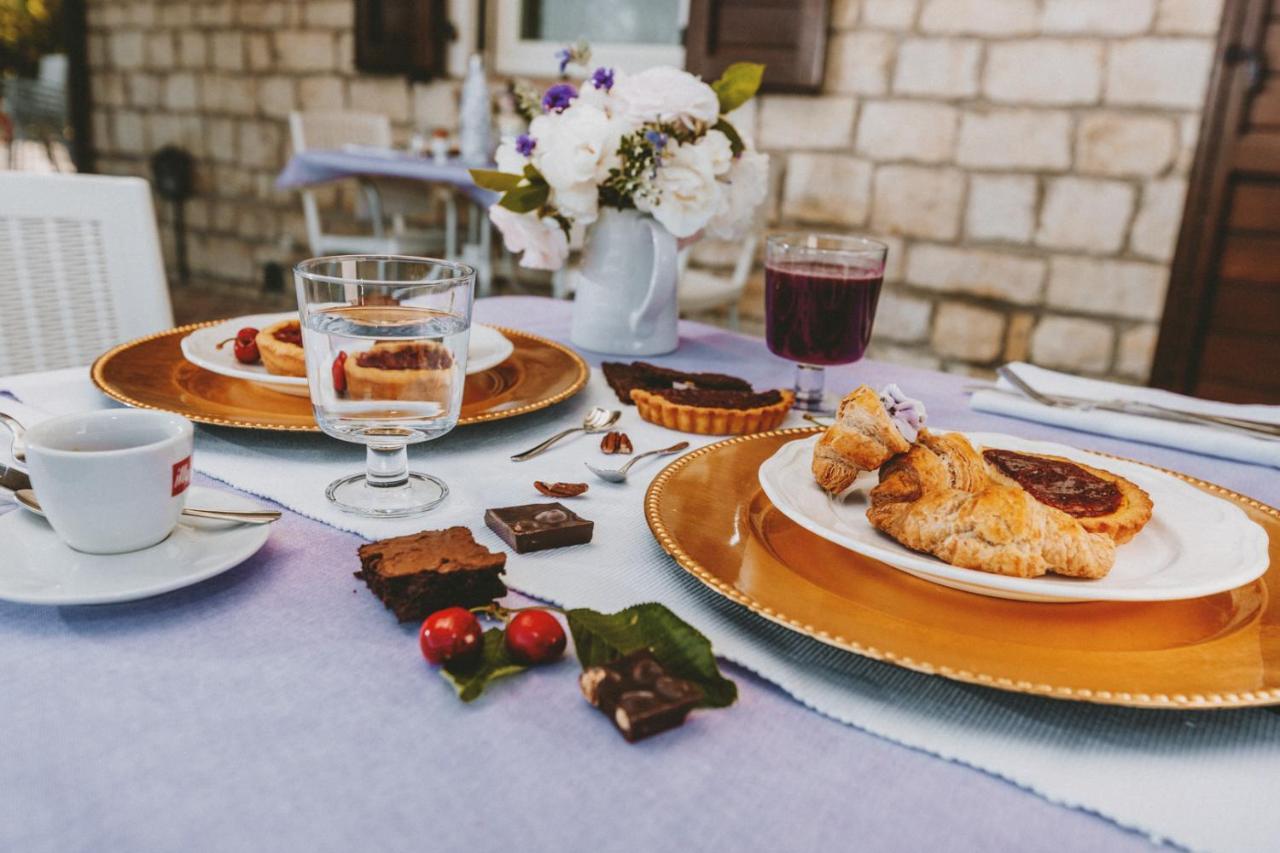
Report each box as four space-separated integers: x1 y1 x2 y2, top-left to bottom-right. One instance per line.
344 341 454 401
256 319 306 377
630 387 795 435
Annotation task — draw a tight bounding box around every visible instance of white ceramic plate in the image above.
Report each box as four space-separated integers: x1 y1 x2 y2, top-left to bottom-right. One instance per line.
758 432 1270 603
0 486 272 605
180 313 515 397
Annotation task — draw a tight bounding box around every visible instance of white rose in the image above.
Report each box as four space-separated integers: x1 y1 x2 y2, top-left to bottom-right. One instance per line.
697 129 734 176
489 205 570 270
529 102 623 193
612 66 720 129
552 179 599 225
494 138 526 175
636 141 721 239
707 149 770 240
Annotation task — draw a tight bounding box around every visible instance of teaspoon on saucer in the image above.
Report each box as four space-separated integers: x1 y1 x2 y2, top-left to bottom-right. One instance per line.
13 489 281 526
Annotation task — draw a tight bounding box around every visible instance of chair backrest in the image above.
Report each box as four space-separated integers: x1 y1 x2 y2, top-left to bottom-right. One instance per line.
289 110 396 253
0 173 173 375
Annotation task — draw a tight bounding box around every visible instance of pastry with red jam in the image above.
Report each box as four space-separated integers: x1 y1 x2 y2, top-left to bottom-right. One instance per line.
344 341 454 401
982 448 1153 544
256 319 306 377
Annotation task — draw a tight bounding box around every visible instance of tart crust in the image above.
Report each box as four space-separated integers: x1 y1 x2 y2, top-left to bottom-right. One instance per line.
984 450 1153 544
256 319 306 377
344 341 453 402
630 387 795 435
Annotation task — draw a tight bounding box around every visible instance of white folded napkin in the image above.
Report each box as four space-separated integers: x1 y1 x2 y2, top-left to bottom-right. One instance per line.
970 362 1280 468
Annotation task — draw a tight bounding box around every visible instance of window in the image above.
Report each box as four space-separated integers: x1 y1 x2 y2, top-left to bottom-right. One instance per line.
491 0 690 76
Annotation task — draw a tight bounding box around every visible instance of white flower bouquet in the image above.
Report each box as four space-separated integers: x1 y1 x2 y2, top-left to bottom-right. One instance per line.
471 49 770 271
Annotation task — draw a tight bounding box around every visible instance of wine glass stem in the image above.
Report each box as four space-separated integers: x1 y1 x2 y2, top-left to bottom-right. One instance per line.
793 363 826 411
366 443 410 489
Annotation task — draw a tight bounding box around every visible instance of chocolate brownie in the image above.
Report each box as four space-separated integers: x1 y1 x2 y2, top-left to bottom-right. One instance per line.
579 650 703 742
601 361 753 405
356 527 507 622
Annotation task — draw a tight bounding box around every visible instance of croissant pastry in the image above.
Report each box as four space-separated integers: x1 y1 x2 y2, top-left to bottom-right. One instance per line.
812 386 912 494
867 434 1116 579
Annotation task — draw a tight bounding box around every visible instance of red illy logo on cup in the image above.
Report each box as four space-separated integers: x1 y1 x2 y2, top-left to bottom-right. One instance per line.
172 457 192 496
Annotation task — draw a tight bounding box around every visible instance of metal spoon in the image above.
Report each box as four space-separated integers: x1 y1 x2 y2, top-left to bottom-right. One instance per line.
585 441 690 483
0 410 26 463
510 407 622 462
13 488 281 525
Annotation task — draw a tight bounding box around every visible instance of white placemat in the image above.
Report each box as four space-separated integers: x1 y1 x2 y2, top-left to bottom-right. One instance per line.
4 369 1280 852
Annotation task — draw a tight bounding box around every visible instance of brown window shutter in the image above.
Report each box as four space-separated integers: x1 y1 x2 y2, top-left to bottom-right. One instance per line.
355 0 449 80
684 0 830 93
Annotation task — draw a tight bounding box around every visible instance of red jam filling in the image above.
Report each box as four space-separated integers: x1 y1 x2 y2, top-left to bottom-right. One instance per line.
983 449 1122 517
355 345 453 371
273 324 303 346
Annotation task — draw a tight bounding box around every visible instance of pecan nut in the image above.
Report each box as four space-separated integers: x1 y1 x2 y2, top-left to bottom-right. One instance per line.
534 481 589 498
599 430 633 455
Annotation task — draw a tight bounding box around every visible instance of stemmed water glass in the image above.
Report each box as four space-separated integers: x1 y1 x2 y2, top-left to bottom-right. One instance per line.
294 255 475 517
764 233 888 413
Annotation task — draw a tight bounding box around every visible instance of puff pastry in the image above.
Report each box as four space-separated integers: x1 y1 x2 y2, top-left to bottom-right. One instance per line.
867 433 1116 579
811 386 912 494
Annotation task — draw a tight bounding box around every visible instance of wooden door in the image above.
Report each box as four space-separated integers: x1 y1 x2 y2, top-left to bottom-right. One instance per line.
1153 0 1280 403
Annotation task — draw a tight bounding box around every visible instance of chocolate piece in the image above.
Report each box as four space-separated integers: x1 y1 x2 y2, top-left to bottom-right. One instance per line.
579 650 702 742
485 502 594 554
645 387 784 411
983 449 1122 517
356 526 507 622
601 361 753 405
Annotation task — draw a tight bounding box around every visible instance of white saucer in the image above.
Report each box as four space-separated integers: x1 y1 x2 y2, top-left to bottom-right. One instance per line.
180 313 515 397
758 432 1270 603
0 485 272 605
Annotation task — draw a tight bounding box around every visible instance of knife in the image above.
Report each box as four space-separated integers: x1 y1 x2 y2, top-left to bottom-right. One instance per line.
0 463 32 494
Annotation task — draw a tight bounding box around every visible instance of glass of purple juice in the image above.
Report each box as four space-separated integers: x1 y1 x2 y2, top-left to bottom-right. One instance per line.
764 233 887 412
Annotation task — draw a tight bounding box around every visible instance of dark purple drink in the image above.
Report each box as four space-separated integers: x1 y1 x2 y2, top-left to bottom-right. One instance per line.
764 261 884 366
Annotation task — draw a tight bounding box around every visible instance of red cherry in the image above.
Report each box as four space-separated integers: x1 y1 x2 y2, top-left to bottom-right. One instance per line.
419 607 483 666
504 609 566 665
233 338 260 364
236 326 258 344
332 351 348 395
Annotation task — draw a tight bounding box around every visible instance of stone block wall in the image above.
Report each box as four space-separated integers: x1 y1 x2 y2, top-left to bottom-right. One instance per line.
82 0 1225 381
741 0 1224 380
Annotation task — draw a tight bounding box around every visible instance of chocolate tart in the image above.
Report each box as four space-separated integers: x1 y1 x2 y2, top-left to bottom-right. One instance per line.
344 341 454 402
256 319 306 377
630 387 795 435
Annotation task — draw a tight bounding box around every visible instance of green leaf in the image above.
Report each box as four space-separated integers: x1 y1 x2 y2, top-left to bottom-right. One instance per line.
566 603 737 708
711 62 765 115
523 163 545 183
497 182 551 214
469 169 524 192
440 629 527 702
713 118 745 157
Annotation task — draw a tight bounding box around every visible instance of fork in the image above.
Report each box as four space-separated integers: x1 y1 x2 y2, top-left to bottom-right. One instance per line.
996 366 1280 441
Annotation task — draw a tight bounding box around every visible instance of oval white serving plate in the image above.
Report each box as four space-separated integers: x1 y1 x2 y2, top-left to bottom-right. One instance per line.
0 486 272 606
758 432 1270 603
181 312 515 397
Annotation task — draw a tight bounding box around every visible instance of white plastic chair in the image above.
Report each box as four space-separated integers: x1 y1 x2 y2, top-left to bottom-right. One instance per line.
0 173 174 375
677 233 758 329
288 111 458 260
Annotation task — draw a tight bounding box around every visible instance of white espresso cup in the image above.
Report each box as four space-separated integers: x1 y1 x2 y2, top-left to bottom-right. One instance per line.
23 410 195 554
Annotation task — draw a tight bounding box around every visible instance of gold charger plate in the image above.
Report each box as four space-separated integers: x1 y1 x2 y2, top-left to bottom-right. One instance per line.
91 321 589 431
646 428 1280 710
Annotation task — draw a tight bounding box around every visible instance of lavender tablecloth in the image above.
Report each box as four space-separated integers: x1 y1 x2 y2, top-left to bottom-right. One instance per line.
275 148 499 207
3 297 1276 852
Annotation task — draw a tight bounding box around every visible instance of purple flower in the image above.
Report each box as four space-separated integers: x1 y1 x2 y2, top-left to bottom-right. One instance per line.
542 83 578 113
515 134 536 156
644 130 668 151
590 67 615 91
555 48 572 74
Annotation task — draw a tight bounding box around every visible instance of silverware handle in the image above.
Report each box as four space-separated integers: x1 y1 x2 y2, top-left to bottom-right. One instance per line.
1107 402 1280 442
181 507 281 524
621 441 691 474
0 410 26 463
510 427 582 462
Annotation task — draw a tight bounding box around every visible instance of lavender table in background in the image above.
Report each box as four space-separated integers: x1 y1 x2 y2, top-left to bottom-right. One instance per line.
5 298 1277 852
275 148 499 208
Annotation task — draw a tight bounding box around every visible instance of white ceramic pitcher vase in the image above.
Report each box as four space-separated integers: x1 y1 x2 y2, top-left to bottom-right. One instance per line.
570 208 679 356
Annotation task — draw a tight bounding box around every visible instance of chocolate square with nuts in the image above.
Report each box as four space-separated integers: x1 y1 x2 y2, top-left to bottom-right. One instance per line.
579 650 702 742
484 502 594 554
